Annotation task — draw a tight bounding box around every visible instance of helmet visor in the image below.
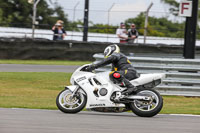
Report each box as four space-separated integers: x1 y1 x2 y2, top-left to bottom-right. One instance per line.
104 48 110 57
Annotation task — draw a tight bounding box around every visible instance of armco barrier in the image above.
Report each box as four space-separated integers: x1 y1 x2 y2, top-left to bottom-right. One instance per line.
0 38 200 60
93 54 200 96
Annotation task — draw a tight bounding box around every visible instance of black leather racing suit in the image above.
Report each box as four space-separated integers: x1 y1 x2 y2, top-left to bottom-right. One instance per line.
92 52 139 94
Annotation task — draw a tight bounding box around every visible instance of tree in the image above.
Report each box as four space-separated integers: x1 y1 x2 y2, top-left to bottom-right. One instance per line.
88 22 118 34
0 0 69 28
160 0 179 15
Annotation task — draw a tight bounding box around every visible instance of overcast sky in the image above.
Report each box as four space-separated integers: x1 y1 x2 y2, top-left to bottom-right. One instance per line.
49 0 183 25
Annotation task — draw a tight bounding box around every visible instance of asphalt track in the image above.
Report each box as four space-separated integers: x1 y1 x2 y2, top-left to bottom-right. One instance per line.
0 108 200 133
0 64 79 72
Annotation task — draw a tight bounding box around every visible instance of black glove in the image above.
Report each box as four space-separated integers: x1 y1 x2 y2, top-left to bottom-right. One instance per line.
85 64 96 72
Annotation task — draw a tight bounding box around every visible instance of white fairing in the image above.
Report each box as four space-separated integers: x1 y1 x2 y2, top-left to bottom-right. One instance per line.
65 85 79 92
68 64 165 109
130 73 166 86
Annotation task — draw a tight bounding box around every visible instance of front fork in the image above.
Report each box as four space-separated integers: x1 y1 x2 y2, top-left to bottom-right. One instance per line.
65 85 86 100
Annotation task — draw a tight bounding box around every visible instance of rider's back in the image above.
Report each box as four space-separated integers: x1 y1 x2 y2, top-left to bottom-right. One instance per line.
111 52 133 71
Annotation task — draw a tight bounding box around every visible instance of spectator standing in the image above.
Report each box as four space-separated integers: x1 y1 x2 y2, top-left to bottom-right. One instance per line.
52 20 67 41
127 24 139 44
116 22 128 43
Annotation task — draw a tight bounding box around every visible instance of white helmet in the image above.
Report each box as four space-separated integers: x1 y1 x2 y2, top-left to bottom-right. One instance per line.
104 44 120 58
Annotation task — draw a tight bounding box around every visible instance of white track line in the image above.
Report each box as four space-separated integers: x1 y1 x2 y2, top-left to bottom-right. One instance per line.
159 114 200 117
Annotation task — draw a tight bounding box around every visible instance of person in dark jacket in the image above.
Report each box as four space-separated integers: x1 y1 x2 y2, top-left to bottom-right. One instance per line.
86 44 139 95
127 24 138 44
52 22 67 40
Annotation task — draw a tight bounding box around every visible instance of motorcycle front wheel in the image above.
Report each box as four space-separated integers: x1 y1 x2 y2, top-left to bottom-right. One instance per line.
129 89 163 117
56 88 87 113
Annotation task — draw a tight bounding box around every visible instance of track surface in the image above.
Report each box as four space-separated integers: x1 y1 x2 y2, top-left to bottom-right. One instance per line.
0 64 79 72
0 108 200 133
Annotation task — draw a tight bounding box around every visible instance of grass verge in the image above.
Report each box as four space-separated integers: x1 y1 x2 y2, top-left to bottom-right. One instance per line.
0 72 200 114
0 72 71 109
0 59 91 65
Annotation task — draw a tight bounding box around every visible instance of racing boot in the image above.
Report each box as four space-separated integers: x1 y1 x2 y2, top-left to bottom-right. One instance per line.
121 79 137 95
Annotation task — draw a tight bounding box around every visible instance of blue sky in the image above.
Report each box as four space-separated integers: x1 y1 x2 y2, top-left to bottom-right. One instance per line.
49 0 183 25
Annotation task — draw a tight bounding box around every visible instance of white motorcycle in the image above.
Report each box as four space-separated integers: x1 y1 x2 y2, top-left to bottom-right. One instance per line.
56 64 165 117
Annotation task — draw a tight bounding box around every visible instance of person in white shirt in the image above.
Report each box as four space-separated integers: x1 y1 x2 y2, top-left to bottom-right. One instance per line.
116 22 128 43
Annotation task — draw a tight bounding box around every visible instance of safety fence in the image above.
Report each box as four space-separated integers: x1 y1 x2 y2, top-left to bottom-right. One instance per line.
0 26 190 45
93 54 200 96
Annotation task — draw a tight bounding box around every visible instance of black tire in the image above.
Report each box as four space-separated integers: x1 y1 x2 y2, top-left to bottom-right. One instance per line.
56 89 87 113
129 89 163 117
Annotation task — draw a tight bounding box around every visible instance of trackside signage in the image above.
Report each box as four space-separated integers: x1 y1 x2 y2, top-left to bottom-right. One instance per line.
179 0 193 17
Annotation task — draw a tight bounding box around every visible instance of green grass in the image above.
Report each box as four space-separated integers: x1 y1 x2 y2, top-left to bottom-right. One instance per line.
0 59 91 65
0 72 200 114
0 72 71 109
161 96 200 114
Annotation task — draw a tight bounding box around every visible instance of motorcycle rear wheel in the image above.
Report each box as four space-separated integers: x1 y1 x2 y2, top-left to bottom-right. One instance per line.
56 89 87 113
129 89 163 117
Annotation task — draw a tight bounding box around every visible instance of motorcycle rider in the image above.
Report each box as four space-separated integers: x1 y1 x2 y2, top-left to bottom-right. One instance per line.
86 44 139 95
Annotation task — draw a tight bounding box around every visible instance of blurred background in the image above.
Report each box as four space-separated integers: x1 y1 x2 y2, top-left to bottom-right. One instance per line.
0 0 200 45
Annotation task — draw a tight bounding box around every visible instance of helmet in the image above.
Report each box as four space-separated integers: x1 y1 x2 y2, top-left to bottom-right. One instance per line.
104 44 120 58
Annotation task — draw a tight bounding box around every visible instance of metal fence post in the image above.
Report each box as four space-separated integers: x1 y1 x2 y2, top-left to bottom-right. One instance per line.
107 3 115 42
144 2 153 44
83 0 89 42
32 0 40 39
72 2 80 40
